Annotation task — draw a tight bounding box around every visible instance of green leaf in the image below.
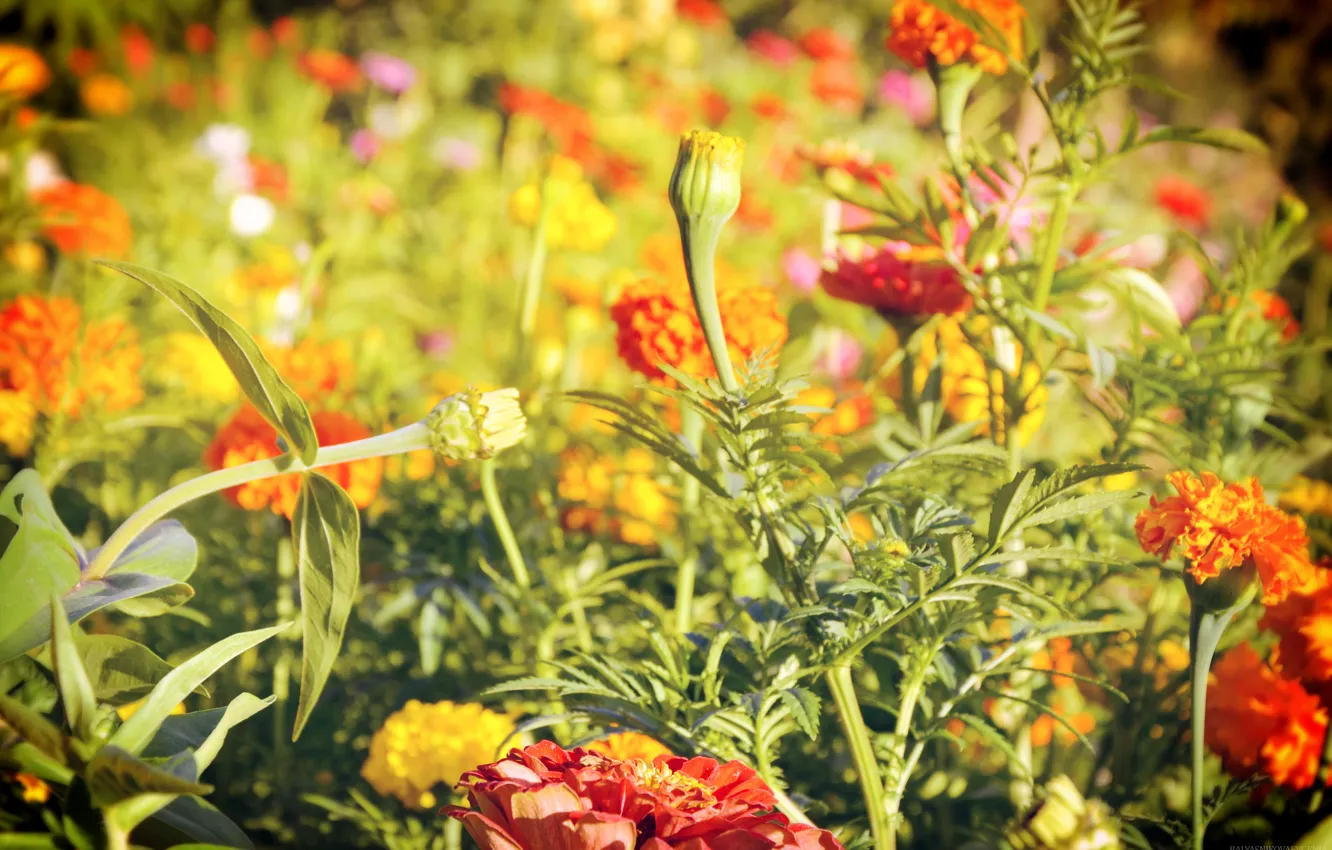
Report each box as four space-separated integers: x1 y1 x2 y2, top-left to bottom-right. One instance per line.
49 596 98 739
292 473 361 741
142 797 255 849
96 520 197 583
778 688 821 740
0 655 57 713
69 634 193 706
192 693 275 774
109 623 288 755
96 260 318 465
0 693 68 765
1017 490 1138 530
1135 125 1268 154
0 472 81 650
0 836 61 848
86 746 211 808
0 574 194 662
1086 340 1117 389
988 469 1036 544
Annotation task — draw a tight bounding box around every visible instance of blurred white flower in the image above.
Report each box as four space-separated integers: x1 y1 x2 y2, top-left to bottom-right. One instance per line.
369 101 423 140
25 151 65 192
229 194 275 237
196 123 251 165
213 159 254 198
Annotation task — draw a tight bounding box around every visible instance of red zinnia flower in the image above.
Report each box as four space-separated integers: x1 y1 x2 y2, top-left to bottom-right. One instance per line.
799 28 855 61
446 741 844 850
747 30 799 66
821 244 972 317
676 0 728 28
1154 176 1212 230
298 49 362 92
809 60 863 112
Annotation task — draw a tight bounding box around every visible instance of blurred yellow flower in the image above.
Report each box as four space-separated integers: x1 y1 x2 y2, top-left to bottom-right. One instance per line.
509 156 617 253
1281 475 1332 518
80 74 134 116
158 332 240 403
3 241 45 273
361 700 516 809
15 772 49 803
558 446 675 545
1101 471 1139 492
586 730 672 761
0 45 50 99
0 390 36 456
117 699 186 721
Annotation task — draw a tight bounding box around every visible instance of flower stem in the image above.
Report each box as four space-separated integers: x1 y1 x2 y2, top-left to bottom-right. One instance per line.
273 535 297 796
1189 604 1239 850
515 175 552 375
84 423 432 579
680 225 739 393
674 407 705 634
827 665 893 850
1031 181 1072 314
479 458 531 591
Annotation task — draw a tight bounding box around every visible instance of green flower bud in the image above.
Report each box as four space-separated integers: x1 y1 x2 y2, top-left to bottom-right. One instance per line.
427 387 526 462
1004 776 1120 850
669 129 745 227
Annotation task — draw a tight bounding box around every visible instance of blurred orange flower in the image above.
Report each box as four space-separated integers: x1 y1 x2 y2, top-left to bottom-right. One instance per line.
1135 471 1314 604
586 731 673 762
299 49 362 92
0 45 50 98
81 74 134 116
0 294 142 417
66 48 98 78
185 24 216 54
33 182 133 258
262 338 355 398
1154 176 1211 230
886 0 1024 75
1250 290 1300 341
809 60 863 112
119 25 154 77
249 156 290 203
796 139 894 187
204 406 383 518
800 28 856 62
1260 560 1332 687
796 384 874 437
557 446 675 546
1206 642 1326 790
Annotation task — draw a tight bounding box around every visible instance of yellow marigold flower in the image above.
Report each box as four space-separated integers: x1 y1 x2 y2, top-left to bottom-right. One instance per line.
886 0 1025 76
509 156 617 253
80 73 134 116
557 446 676 545
361 700 516 809
0 390 36 456
553 275 604 308
117 699 186 721
1280 475 1332 518
0 45 51 99
4 241 45 274
157 332 239 403
1136 470 1314 605
586 731 673 762
15 772 50 803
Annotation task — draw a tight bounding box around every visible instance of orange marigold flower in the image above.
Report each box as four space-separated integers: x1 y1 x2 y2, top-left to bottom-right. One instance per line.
800 28 856 62
203 406 382 518
261 337 355 398
1206 642 1327 790
796 139 894 187
809 60 863 112
1260 560 1332 687
298 49 362 92
886 0 1024 76
33 182 133 258
610 278 787 383
1154 176 1212 230
557 446 675 546
1251 290 1300 341
0 294 142 416
1135 471 1314 604
586 731 674 762
81 73 134 116
14 772 50 803
0 45 51 98
796 384 874 437
822 243 971 317
119 25 154 76
185 23 216 54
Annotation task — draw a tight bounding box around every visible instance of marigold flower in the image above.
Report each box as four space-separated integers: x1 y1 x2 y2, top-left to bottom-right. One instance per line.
1134 471 1314 604
796 384 874 437
886 0 1024 75
558 446 676 546
119 25 154 76
446 741 844 850
1206 642 1327 790
248 156 291 203
298 49 362 92
1154 176 1211 230
822 243 971 317
0 294 142 417
261 338 355 398
611 278 787 383
157 332 240 403
13 772 50 804
0 45 50 98
809 60 863 112
80 74 133 116
185 23 216 54
1259 560 1332 687
0 390 36 456
362 700 516 810
586 731 673 762
796 139 894 187
33 182 133 258
203 406 383 518
1280 476 1332 518
509 156 617 253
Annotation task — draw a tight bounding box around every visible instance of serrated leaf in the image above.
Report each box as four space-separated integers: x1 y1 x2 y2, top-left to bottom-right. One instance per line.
110 623 288 755
292 473 361 741
96 261 318 464
1018 490 1137 530
778 688 821 740
988 469 1036 544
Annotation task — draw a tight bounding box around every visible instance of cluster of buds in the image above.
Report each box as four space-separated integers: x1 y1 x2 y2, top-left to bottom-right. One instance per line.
427 387 526 462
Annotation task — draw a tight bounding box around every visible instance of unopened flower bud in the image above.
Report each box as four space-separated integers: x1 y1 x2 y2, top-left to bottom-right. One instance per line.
427 387 525 462
669 129 744 228
1004 776 1120 850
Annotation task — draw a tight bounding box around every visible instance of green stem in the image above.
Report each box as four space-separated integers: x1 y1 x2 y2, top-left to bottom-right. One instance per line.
674 408 705 634
1031 182 1073 314
827 666 893 850
515 176 553 375
85 423 432 579
680 225 739 392
273 536 296 798
480 458 531 591
1189 604 1240 850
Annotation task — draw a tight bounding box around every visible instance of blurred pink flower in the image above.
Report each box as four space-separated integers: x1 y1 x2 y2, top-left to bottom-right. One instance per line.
878 70 934 126
840 203 875 232
351 129 381 164
433 137 482 171
359 51 416 94
417 329 454 358
747 30 799 66
816 329 863 380
1165 254 1208 324
783 248 821 292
